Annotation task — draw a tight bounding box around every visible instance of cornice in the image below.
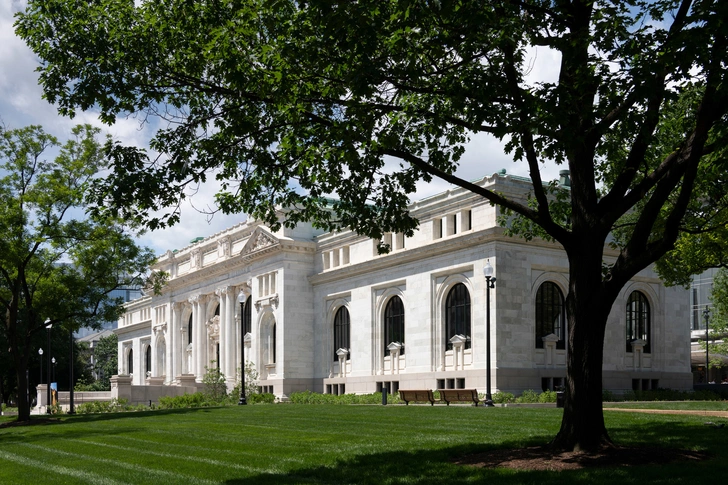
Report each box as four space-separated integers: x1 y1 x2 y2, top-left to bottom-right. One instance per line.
114 320 152 337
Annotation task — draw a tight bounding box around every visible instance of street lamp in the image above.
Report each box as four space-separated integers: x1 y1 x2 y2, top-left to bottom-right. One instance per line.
238 294 247 405
483 259 496 407
52 357 56 384
704 307 711 383
38 348 44 386
45 319 52 414
69 327 75 414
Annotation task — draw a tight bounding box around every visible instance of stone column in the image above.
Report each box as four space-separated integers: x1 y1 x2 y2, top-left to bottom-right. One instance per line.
225 286 235 384
216 288 227 377
169 302 181 384
196 295 208 379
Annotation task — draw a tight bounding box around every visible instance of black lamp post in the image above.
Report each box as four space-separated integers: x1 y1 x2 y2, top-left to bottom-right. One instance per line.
52 357 56 384
69 328 75 414
45 319 52 414
238 295 247 405
704 306 711 383
483 259 496 407
38 348 44 388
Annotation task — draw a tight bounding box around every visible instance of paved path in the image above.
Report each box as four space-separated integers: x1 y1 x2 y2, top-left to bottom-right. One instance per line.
604 408 728 418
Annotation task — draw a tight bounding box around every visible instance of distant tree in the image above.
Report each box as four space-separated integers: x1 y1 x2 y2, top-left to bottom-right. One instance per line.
94 333 118 390
706 269 728 372
0 124 160 421
16 0 728 450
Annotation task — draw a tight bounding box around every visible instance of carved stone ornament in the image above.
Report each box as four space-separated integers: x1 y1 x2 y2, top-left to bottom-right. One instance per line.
255 294 279 311
191 249 201 268
541 333 560 344
240 228 278 257
207 315 221 338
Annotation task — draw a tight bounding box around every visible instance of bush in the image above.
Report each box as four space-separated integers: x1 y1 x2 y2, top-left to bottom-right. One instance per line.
289 391 400 405
491 391 515 404
516 389 540 403
248 393 276 404
76 398 132 414
538 390 557 403
158 393 210 409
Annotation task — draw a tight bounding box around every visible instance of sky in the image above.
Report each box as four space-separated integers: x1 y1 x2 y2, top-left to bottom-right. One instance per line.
1 1 563 256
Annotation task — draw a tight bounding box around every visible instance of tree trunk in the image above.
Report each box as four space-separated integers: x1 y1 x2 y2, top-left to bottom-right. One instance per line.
551 245 616 451
13 356 31 422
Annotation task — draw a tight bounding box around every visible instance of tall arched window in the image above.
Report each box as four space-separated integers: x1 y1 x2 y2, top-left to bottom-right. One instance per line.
384 296 405 354
535 282 566 349
145 345 151 376
445 283 471 350
242 295 252 335
128 349 133 375
333 307 350 361
188 314 193 345
271 323 276 363
626 291 650 353
214 304 220 316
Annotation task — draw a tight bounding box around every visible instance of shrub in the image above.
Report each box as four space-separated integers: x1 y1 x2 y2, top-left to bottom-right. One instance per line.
491 391 515 404
538 390 557 403
248 393 276 404
516 389 540 403
289 391 400 404
202 362 228 403
158 393 209 409
76 398 132 414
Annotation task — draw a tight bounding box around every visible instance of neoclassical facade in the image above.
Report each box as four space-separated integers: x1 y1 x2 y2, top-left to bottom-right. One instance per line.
116 172 693 399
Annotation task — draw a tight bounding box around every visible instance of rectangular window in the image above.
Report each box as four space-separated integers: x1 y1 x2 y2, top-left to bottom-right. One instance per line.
342 246 350 265
541 377 551 392
446 378 455 389
323 251 331 270
437 379 445 390
651 379 659 390
326 384 332 394
456 378 465 389
333 248 340 267
391 381 400 395
434 218 443 239
632 379 640 391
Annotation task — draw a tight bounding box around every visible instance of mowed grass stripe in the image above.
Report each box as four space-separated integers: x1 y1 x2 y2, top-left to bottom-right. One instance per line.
113 435 308 466
68 438 284 474
0 449 126 485
17 442 219 485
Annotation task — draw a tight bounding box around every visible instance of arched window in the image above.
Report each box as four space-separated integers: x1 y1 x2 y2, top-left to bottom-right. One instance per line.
333 307 350 361
445 283 471 350
626 291 650 353
271 323 276 364
145 345 151 376
384 296 405 354
242 295 252 335
127 349 133 375
188 314 193 345
214 304 220 316
535 282 566 349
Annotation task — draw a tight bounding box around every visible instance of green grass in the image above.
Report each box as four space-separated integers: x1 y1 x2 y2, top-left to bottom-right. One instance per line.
604 400 728 410
1 404 727 484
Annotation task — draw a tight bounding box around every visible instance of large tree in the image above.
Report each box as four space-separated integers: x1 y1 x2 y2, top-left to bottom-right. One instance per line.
16 1 728 450
0 124 158 421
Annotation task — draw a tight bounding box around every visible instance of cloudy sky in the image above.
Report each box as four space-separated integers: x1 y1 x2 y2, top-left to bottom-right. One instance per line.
1 1 562 256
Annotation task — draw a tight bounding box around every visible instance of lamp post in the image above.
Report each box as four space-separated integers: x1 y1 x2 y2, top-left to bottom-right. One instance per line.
69 328 75 414
483 259 496 407
45 319 52 414
238 295 247 405
704 307 711 383
38 348 44 387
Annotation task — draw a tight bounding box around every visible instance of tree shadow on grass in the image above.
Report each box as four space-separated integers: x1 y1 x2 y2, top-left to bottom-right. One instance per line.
222 419 728 485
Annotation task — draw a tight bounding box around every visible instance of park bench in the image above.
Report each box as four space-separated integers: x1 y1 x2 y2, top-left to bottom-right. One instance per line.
438 389 481 406
398 389 437 406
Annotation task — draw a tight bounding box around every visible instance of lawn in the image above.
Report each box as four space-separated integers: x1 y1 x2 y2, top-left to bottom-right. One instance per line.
1 404 726 484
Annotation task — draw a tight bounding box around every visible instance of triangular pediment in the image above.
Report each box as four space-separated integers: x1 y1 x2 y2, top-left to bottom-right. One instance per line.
240 227 280 258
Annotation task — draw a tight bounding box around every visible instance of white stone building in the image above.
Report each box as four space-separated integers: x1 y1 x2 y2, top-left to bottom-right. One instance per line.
115 172 693 399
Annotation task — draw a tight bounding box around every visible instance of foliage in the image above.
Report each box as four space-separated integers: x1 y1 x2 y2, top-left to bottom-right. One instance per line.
16 0 728 450
0 124 158 421
241 361 259 398
157 393 211 410
707 268 728 362
202 362 228 403
75 398 153 414
516 389 541 404
247 393 275 404
93 333 118 390
491 391 516 404
616 388 724 402
289 390 401 405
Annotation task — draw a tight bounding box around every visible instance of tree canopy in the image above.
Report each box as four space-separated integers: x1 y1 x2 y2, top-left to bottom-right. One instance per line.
15 0 728 450
0 124 158 421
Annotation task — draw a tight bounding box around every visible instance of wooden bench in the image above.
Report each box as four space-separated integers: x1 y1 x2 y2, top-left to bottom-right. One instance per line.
399 389 437 406
438 389 481 406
